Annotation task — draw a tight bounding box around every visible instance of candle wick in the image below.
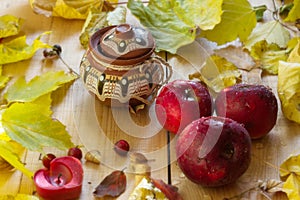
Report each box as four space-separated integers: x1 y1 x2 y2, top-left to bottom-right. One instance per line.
57 173 63 184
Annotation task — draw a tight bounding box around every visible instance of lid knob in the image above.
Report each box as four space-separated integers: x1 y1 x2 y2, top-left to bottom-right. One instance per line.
115 24 134 40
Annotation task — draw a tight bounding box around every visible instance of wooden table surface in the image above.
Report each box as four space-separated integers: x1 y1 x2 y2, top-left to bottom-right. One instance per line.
0 0 299 199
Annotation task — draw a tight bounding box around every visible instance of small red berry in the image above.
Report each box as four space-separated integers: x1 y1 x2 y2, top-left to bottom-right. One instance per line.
68 146 83 160
42 153 56 169
114 140 130 156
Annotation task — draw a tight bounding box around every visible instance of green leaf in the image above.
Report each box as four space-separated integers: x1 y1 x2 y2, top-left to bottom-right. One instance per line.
250 40 288 74
30 93 53 116
1 102 74 152
245 21 290 50
200 0 257 45
0 140 33 178
253 5 267 22
79 6 127 49
0 32 51 65
0 194 39 200
127 0 197 54
0 15 23 38
172 0 223 30
284 0 300 22
189 55 241 92
4 70 76 103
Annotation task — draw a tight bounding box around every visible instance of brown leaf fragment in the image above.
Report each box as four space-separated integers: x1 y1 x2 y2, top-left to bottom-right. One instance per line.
93 170 126 198
240 68 263 84
152 179 184 200
129 152 149 164
215 45 256 71
258 179 284 193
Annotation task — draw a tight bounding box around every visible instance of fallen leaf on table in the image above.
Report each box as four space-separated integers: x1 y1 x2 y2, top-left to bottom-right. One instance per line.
240 68 262 84
4 70 77 103
29 0 118 19
258 179 284 193
280 154 300 200
0 15 23 38
200 0 256 46
79 6 127 49
93 170 127 198
0 65 10 90
1 102 74 152
0 194 39 200
189 55 241 92
152 179 183 200
215 45 256 71
278 61 300 124
129 177 183 200
128 177 167 200
284 0 300 22
0 140 33 178
0 32 51 65
250 40 288 74
127 152 152 187
245 20 290 50
127 0 199 53
287 38 300 63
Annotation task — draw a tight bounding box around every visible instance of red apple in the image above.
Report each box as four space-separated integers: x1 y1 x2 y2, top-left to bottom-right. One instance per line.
34 156 83 200
215 84 278 139
155 80 212 134
176 116 251 187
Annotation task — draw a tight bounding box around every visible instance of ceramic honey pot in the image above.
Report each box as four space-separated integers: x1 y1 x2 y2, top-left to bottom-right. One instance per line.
80 24 172 107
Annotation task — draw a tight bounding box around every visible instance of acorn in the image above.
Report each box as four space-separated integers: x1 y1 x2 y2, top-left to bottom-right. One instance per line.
84 150 101 164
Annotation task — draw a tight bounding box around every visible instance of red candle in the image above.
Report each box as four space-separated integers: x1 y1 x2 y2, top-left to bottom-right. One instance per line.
34 156 83 200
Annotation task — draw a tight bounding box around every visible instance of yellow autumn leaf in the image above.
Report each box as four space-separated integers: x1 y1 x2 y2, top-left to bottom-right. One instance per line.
0 140 32 178
288 38 300 63
278 61 300 124
189 55 241 92
0 65 10 89
0 194 39 200
29 0 118 19
0 15 23 38
280 154 300 200
79 6 127 48
0 32 51 65
280 155 300 178
250 40 288 74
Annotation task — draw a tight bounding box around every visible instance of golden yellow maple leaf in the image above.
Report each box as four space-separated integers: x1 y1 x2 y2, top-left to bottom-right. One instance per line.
280 154 300 200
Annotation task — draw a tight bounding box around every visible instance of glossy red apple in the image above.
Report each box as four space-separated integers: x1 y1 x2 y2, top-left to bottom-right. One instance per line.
176 116 251 187
215 84 278 139
155 80 212 134
34 156 83 200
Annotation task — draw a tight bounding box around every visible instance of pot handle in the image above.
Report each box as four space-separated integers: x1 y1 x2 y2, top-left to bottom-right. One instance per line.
131 56 173 106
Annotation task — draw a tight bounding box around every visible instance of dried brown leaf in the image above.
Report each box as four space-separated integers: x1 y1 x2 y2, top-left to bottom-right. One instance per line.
93 170 127 198
215 45 256 71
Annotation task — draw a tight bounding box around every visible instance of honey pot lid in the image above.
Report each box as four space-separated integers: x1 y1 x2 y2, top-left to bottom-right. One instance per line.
99 24 155 60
